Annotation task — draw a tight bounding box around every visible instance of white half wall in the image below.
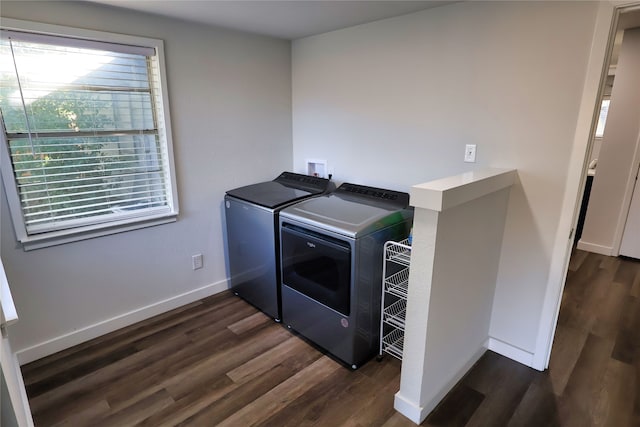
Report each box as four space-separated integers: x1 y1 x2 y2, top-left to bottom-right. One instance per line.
292 1 599 358
1 0 292 362
396 169 516 424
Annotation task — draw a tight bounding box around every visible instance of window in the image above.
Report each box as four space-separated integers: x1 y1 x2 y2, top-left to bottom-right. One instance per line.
595 99 610 138
0 20 178 249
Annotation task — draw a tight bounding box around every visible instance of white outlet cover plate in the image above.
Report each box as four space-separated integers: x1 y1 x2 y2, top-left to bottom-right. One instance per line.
464 144 477 163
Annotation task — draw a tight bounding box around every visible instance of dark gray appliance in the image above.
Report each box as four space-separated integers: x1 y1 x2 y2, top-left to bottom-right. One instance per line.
279 183 413 369
225 172 333 321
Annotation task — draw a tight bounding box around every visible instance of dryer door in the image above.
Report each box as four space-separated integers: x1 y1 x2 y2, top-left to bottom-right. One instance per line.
281 224 351 316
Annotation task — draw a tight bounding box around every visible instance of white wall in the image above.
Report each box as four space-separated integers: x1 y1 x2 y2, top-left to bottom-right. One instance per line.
579 27 640 255
1 1 292 362
292 1 599 356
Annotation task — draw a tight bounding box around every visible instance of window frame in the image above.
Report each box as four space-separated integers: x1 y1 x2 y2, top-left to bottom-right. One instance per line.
0 18 179 250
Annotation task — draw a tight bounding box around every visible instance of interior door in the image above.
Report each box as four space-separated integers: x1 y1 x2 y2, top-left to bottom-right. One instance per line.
620 162 640 258
1 259 34 427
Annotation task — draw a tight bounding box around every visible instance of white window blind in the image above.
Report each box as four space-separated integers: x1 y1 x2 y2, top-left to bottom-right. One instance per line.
0 25 177 245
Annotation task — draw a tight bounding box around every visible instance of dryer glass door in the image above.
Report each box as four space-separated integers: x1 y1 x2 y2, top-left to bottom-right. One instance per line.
281 224 351 316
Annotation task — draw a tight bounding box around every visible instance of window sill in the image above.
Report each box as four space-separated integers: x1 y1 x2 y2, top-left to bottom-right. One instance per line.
19 213 178 251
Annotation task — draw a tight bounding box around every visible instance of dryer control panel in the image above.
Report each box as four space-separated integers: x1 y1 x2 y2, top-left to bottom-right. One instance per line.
335 183 409 207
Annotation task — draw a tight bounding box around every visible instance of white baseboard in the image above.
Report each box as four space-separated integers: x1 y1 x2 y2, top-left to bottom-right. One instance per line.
576 240 614 256
394 343 488 424
487 337 535 368
16 279 229 365
395 340 530 423
394 392 423 424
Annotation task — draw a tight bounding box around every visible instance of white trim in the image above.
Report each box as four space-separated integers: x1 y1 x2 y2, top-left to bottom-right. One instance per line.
394 345 487 424
0 256 33 426
15 279 229 365
487 337 535 368
0 131 27 243
151 35 180 221
394 339 535 424
21 214 177 251
611 132 640 255
1 28 155 56
1 336 34 426
0 259 18 328
576 239 614 255
0 18 164 52
393 392 423 424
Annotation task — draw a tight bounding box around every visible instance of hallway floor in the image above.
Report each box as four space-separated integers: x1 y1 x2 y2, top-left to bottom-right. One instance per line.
422 249 640 426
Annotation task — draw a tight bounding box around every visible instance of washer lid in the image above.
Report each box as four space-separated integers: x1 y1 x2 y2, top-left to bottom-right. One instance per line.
226 172 331 209
280 183 412 238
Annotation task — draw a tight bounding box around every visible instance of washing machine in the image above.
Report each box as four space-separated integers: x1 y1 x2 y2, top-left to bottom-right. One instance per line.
279 183 413 368
225 172 333 321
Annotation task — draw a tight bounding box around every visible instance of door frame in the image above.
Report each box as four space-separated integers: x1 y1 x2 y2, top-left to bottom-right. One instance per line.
532 0 640 371
614 131 640 256
1 258 34 427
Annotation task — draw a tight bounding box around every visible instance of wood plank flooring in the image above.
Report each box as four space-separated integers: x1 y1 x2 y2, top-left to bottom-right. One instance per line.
22 249 640 426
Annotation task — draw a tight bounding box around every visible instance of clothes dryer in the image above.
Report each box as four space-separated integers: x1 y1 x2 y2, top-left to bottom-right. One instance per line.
279 183 413 368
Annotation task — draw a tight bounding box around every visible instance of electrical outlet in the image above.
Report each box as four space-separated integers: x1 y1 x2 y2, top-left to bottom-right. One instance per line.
464 144 477 163
192 253 203 270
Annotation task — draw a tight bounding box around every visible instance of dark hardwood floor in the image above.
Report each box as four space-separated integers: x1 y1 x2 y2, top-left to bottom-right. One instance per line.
23 249 640 426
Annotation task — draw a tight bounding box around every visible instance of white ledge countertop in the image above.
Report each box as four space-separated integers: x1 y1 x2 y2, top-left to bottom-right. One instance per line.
410 168 517 212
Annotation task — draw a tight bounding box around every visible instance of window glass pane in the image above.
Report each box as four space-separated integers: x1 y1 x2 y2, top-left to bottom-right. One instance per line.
0 40 154 133
9 134 168 231
595 99 610 138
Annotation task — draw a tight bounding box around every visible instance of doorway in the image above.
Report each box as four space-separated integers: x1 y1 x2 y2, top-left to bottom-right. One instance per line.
576 9 640 258
543 3 640 371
